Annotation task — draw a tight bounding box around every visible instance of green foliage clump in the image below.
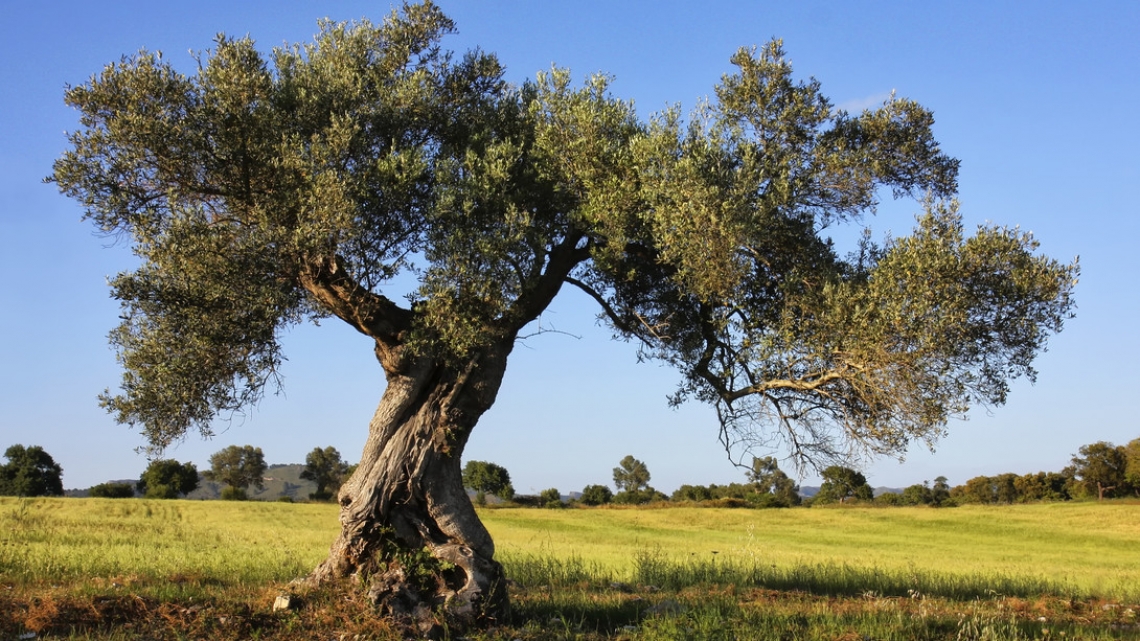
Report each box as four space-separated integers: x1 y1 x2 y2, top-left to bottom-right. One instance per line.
138 459 199 499
300 446 350 501
1071 441 1128 500
462 460 514 504
220 486 249 501
813 466 873 505
579 484 613 506
610 455 667 504
1124 437 1140 495
88 482 135 498
0 445 63 497
204 445 266 498
613 488 668 505
612 456 651 494
539 487 563 508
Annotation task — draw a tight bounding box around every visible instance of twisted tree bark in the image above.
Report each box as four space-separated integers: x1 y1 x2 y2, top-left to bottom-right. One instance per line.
307 341 513 634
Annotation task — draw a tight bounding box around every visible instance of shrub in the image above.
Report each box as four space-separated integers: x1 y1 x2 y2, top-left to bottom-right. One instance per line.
579 484 613 506
137 459 199 498
309 489 335 502
221 486 248 501
539 487 563 508
89 482 135 498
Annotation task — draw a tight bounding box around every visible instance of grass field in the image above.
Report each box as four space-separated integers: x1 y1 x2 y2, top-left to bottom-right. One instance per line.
2 498 1138 639
486 503 1140 599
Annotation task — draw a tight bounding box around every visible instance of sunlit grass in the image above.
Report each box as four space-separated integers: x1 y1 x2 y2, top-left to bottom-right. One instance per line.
3 498 1139 639
484 502 1140 601
4 498 1138 601
0 497 334 593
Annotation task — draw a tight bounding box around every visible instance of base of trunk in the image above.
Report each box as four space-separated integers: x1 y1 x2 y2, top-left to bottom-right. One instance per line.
303 540 507 637
366 543 507 636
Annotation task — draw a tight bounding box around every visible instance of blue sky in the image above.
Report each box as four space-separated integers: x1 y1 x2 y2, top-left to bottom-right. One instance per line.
1 1 1136 494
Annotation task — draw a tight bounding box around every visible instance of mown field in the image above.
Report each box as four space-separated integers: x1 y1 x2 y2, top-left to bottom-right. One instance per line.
2 498 1138 639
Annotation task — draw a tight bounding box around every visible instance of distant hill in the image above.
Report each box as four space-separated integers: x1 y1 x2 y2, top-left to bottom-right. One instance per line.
797 486 904 499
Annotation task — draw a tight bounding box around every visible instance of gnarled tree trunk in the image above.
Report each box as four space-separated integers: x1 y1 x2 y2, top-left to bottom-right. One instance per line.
307 340 513 634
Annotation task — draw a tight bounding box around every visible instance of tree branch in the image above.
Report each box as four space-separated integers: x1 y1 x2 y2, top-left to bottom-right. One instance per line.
298 254 414 356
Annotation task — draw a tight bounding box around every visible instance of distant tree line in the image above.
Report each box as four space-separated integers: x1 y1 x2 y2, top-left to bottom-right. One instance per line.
946 438 1140 504
462 436 1140 510
4 442 354 502
13 435 1138 507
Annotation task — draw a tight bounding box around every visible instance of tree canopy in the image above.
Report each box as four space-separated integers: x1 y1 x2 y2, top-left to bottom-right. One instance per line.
301 446 351 500
138 459 200 499
1071 441 1127 500
747 456 800 506
814 465 874 504
203 445 266 499
0 445 64 497
612 455 651 493
51 3 1075 469
461 460 514 502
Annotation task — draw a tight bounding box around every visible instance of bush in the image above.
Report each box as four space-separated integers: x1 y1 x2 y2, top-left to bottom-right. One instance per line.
512 494 542 508
579 484 613 506
875 492 904 506
672 484 715 502
143 484 180 499
137 459 199 499
89 482 135 498
614 487 668 505
539 487 563 508
221 486 249 501
309 489 335 502
704 497 749 508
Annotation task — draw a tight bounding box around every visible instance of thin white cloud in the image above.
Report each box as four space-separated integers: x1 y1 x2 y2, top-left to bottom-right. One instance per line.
836 91 895 114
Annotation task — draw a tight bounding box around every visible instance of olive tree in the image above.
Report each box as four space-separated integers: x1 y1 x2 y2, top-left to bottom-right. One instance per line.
612 455 651 493
747 456 800 506
579 483 613 506
51 1 1076 629
1124 438 1140 497
0 445 64 497
1071 441 1127 500
814 465 874 504
203 445 266 500
138 458 199 498
461 460 514 504
301 446 350 501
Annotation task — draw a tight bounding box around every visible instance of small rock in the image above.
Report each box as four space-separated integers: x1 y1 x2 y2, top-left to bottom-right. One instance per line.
610 581 633 593
273 594 294 612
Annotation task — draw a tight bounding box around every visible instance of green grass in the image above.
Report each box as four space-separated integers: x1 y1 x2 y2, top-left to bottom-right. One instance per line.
0 497 333 594
485 502 1140 601
2 498 1139 639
